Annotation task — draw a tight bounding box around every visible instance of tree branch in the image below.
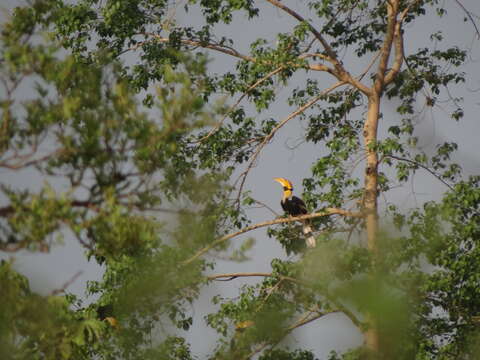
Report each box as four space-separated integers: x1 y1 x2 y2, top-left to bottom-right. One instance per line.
375 0 400 92
50 271 83 295
207 271 364 330
146 33 256 62
183 208 364 265
453 0 480 39
0 200 102 218
264 0 372 95
145 34 332 73
234 80 347 207
195 66 286 143
208 272 296 282
264 0 338 66
287 309 338 332
384 12 405 85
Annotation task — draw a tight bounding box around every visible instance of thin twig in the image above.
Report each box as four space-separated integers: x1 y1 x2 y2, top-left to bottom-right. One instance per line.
385 154 454 191
0 148 65 170
208 272 296 282
195 66 285 143
453 0 480 39
250 199 280 217
287 310 336 332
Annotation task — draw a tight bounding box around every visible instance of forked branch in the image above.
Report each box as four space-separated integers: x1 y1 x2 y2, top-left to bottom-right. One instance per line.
264 0 372 95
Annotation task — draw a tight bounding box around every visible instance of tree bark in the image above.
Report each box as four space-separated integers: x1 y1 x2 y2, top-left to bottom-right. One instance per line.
364 94 380 256
363 93 381 356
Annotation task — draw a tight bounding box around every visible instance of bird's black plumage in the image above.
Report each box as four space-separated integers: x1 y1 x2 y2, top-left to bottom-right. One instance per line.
281 195 308 216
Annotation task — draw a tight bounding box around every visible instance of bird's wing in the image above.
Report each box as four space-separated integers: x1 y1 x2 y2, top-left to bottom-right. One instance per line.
291 196 308 214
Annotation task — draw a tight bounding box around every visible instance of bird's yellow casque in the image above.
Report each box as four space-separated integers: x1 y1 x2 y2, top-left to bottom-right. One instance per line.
274 178 316 248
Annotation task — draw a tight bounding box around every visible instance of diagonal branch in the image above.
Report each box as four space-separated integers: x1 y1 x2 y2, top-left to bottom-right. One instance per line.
145 34 331 72
142 31 373 94
182 207 364 265
195 66 286 143
453 0 480 39
265 0 337 63
234 80 347 206
209 272 272 281
264 0 372 95
145 33 256 62
50 271 83 295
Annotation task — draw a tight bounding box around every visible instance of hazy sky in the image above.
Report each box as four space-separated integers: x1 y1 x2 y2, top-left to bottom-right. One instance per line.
1 0 479 358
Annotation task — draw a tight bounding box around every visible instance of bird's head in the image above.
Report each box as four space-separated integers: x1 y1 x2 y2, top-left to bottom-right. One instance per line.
274 178 293 199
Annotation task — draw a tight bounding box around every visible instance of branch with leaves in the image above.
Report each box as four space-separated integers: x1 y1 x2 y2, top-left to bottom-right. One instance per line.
207 271 364 330
183 208 363 265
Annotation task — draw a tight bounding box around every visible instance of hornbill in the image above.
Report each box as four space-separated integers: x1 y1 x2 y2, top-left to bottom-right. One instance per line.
97 304 118 328
274 178 316 248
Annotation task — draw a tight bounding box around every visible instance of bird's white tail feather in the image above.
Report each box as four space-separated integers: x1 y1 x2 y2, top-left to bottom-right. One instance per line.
302 224 316 248
306 236 316 248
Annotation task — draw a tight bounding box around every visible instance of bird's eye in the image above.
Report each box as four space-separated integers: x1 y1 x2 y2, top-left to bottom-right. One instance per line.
283 186 289 191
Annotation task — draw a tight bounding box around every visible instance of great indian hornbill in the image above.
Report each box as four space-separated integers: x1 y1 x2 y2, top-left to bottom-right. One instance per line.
274 178 316 248
97 304 118 328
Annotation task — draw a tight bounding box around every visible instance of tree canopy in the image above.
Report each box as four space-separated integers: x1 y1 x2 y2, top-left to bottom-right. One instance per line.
1 0 479 359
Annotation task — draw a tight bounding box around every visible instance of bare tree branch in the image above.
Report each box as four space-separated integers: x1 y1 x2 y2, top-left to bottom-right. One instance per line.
145 34 332 72
51 271 83 295
234 80 347 207
384 0 424 85
0 151 61 170
249 199 280 217
287 310 337 332
208 272 293 281
0 200 102 218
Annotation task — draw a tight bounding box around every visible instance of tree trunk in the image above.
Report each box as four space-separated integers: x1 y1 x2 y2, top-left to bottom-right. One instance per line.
364 93 381 355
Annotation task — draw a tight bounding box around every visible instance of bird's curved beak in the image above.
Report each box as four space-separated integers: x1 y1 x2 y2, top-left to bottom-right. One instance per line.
274 178 291 188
